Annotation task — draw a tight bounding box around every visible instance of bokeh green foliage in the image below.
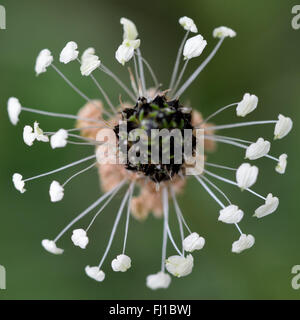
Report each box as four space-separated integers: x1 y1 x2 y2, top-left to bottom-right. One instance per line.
0 0 299 299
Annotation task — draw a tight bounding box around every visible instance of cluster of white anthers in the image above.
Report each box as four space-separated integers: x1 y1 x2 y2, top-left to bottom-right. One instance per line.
8 16 293 290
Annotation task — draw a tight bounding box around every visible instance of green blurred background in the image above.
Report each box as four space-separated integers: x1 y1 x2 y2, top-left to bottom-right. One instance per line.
0 0 299 300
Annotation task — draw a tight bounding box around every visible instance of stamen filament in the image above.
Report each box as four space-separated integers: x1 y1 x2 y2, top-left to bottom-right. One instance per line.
90 74 117 115
67 133 101 143
85 181 126 232
128 66 139 97
21 107 111 127
205 162 237 171
136 48 146 95
201 102 239 124
211 134 253 144
170 188 185 254
195 175 225 208
163 188 183 256
75 58 116 116
136 53 159 89
204 135 247 150
171 187 192 234
161 191 168 272
204 120 276 131
66 141 98 146
175 38 224 97
204 170 266 201
133 55 140 97
171 59 189 97
122 183 134 254
53 180 125 242
100 64 136 101
66 125 105 133
169 31 189 91
24 155 96 182
98 183 133 268
201 175 232 205
51 64 90 102
62 162 96 187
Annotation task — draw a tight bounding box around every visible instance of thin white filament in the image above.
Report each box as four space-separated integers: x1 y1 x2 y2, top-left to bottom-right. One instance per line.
204 170 266 201
66 125 104 133
51 64 90 102
122 183 135 254
201 102 239 124
136 48 146 95
195 175 225 208
169 31 189 91
211 134 253 144
170 188 185 254
90 74 117 115
175 38 224 97
171 59 189 97
62 162 96 187
204 135 247 150
163 187 183 256
136 53 159 89
66 141 98 146
201 175 232 205
133 55 140 97
128 66 139 97
204 120 276 131
24 154 96 182
75 58 116 116
171 187 192 234
98 183 132 268
205 162 237 171
100 64 136 101
85 182 126 232
53 180 125 242
21 107 111 127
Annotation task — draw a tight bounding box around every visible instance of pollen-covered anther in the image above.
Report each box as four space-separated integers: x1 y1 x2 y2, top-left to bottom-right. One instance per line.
60 41 79 64
254 193 279 218
71 229 89 249
182 233 205 252
179 16 198 33
120 17 138 40
276 154 287 174
35 49 53 76
80 48 101 76
165 254 194 277
41 239 64 255
23 121 49 146
50 129 68 149
245 137 270 160
236 93 258 117
218 205 244 224
85 266 105 282
12 173 26 193
111 254 131 272
7 97 22 125
183 34 207 60
49 181 64 202
236 163 259 190
115 44 135 66
274 114 293 139
213 26 236 38
232 234 255 253
146 271 171 290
